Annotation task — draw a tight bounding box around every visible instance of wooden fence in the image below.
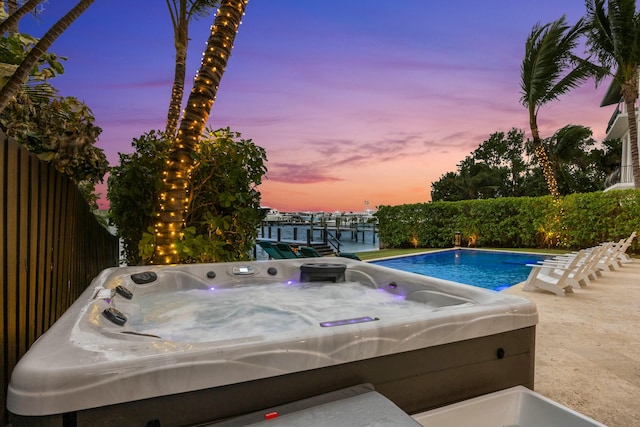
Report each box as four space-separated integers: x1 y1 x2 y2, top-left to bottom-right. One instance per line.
0 131 119 424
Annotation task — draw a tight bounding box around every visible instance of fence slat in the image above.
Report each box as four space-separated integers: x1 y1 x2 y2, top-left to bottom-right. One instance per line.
0 134 7 427
18 145 29 357
5 138 20 387
27 155 39 344
43 166 55 329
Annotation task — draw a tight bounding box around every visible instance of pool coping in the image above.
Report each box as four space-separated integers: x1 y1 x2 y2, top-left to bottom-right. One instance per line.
363 247 560 262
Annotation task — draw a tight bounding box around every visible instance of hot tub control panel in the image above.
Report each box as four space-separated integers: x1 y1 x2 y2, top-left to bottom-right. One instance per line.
232 266 255 275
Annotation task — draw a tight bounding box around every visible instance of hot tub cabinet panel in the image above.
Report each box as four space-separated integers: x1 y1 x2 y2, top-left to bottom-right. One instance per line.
7 259 537 427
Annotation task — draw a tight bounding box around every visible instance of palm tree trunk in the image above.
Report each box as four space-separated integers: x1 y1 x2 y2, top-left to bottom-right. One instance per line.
0 0 44 35
165 46 187 137
0 0 95 114
152 0 248 265
165 22 188 137
622 78 640 188
530 123 561 199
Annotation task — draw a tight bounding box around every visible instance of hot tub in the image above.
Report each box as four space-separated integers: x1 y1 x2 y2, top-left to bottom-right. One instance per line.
7 258 537 427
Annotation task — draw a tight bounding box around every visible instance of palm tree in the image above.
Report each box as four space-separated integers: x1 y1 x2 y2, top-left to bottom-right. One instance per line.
546 125 599 193
0 0 44 35
0 0 95 113
520 16 600 198
584 0 640 188
152 0 248 265
165 0 219 138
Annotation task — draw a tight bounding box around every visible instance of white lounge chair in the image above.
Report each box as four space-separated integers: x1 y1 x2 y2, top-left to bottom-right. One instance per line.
540 249 596 289
522 251 586 296
593 240 625 271
610 231 636 265
551 243 613 282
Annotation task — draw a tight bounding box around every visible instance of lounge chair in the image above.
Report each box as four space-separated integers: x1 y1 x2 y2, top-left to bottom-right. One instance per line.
275 242 302 259
592 241 624 272
554 242 612 278
602 233 636 267
298 246 322 257
257 241 286 259
538 249 596 289
616 231 636 264
338 252 361 261
522 251 586 296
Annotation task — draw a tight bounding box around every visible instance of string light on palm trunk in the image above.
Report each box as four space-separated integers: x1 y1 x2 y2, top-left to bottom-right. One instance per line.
152 0 248 264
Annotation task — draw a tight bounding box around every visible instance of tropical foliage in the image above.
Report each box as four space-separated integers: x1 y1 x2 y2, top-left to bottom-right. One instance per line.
431 127 620 201
154 0 249 264
0 90 108 182
0 29 108 207
108 127 266 265
0 0 45 35
165 0 219 137
0 0 96 113
584 0 640 187
109 0 263 266
541 124 619 194
174 127 267 263
107 130 171 265
520 15 602 198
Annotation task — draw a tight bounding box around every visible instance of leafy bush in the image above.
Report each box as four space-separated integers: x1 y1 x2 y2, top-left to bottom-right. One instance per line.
108 130 171 265
376 190 640 253
175 127 267 263
108 127 267 265
0 33 108 207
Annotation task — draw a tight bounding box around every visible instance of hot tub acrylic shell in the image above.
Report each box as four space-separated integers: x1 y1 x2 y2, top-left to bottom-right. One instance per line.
8 258 538 427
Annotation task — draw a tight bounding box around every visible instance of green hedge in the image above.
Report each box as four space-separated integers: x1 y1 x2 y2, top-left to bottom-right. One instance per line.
376 190 640 253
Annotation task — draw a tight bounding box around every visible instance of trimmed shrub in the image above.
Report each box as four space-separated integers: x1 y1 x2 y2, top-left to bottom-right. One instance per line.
376 190 640 253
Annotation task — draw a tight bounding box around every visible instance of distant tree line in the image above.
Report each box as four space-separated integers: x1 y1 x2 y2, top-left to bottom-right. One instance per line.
430 126 621 202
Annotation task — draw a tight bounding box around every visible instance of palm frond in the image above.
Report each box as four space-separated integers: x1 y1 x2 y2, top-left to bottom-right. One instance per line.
521 15 599 110
188 0 219 20
585 0 640 81
521 16 574 106
541 57 601 104
585 0 615 60
608 0 637 60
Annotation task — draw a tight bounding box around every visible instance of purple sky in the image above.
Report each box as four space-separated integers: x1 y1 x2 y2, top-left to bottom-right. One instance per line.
21 1 615 212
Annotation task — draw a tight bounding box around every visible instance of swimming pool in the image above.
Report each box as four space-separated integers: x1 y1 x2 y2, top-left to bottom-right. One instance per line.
371 249 553 291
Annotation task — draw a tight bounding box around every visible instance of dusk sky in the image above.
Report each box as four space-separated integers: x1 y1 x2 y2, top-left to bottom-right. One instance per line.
21 1 615 212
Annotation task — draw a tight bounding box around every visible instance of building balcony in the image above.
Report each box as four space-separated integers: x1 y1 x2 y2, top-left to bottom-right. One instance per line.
604 165 634 192
605 105 629 140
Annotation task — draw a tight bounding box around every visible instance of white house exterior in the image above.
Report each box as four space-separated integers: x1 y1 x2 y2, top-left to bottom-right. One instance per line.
601 75 640 191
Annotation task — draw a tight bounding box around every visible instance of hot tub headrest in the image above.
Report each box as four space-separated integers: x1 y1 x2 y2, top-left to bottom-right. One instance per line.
130 271 158 284
300 263 346 283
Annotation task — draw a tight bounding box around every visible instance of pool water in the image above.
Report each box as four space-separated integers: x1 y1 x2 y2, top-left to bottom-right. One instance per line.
371 249 552 291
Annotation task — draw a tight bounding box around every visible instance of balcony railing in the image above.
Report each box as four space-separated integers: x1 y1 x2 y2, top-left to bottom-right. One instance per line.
606 105 621 134
605 165 634 187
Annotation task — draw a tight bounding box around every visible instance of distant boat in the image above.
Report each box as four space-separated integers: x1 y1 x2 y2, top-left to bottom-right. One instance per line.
262 208 292 223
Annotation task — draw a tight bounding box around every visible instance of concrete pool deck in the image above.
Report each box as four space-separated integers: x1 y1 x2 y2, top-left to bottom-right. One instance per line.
505 259 640 427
